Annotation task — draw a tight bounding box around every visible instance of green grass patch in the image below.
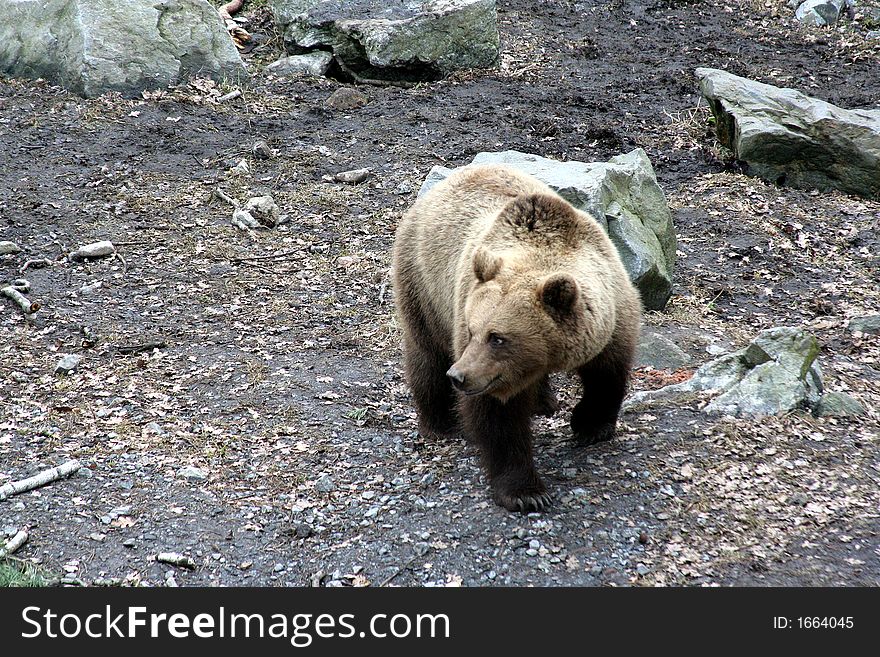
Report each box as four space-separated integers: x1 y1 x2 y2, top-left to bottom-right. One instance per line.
0 560 50 587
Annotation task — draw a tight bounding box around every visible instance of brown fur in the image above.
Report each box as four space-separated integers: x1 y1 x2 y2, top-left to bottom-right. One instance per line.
392 165 642 513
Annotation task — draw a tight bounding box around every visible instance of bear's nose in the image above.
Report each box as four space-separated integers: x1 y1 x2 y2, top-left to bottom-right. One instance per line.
446 367 466 390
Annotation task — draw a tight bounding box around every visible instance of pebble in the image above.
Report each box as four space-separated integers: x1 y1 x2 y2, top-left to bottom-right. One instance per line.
333 168 371 184
70 241 115 261
251 140 272 159
178 465 208 481
639 531 649 545
55 354 82 375
10 371 27 383
525 548 538 557
315 475 336 493
0 240 21 255
122 538 136 548
528 539 541 550
244 195 280 227
295 524 312 539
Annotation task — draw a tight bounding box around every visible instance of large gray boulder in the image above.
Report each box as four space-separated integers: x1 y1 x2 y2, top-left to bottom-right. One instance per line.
419 149 677 310
625 327 827 417
795 0 849 26
271 0 499 82
0 0 247 98
696 67 880 199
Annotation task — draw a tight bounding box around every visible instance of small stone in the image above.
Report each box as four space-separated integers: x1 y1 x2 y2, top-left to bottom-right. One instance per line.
70 241 115 261
232 208 259 229
528 539 540 549
244 195 280 227
420 472 435 486
122 538 136 548
324 87 368 111
636 563 651 576
10 371 27 383
788 492 809 506
252 140 272 159
178 465 208 481
89 533 106 542
333 168 371 184
525 548 538 557
0 240 22 255
295 524 312 539
228 159 250 177
639 531 649 544
55 354 82 375
315 475 336 493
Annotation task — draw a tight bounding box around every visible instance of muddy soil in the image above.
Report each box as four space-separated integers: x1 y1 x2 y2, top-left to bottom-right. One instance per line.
1 0 878 587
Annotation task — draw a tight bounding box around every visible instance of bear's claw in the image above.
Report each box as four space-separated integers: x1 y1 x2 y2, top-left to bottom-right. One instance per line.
496 490 553 514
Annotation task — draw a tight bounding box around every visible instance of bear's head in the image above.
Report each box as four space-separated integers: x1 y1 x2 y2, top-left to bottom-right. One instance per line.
446 247 591 403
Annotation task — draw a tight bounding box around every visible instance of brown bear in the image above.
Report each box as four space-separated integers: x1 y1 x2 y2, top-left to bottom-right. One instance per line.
392 164 642 513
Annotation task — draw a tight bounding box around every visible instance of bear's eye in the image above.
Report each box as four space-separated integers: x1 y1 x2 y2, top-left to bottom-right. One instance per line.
488 333 506 347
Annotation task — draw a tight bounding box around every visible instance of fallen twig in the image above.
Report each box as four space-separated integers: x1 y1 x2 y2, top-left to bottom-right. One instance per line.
334 57 418 89
0 460 82 502
0 529 29 559
213 187 240 208
156 552 197 569
18 258 53 275
116 340 167 355
1 279 39 315
218 89 242 103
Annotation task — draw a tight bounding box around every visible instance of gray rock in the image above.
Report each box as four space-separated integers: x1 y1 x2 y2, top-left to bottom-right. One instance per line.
0 241 21 255
625 327 825 417
178 465 208 481
252 140 273 160
868 31 880 40
419 149 676 310
55 354 82 375
0 0 247 98
848 315 880 335
697 67 880 199
334 168 372 184
636 332 692 369
795 0 847 25
813 392 867 417
70 241 115 261
271 0 499 82
315 474 336 493
265 51 333 77
244 195 281 227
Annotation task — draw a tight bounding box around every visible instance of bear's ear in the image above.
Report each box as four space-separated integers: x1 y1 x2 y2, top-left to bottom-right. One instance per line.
473 248 502 283
539 274 579 316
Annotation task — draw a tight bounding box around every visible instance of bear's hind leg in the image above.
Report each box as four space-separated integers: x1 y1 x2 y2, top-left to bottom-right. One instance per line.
570 339 634 446
461 391 551 513
403 336 457 438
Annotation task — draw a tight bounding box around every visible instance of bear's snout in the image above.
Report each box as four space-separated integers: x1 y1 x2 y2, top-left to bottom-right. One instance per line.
446 366 467 391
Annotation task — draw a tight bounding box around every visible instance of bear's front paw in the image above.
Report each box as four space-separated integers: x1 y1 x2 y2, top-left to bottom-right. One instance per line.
494 486 553 514
571 419 616 446
418 419 458 441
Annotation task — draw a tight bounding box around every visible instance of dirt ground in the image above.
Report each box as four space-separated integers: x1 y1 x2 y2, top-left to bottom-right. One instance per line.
1 0 879 587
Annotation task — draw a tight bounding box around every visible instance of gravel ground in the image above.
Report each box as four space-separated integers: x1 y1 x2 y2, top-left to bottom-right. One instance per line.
1 0 878 586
